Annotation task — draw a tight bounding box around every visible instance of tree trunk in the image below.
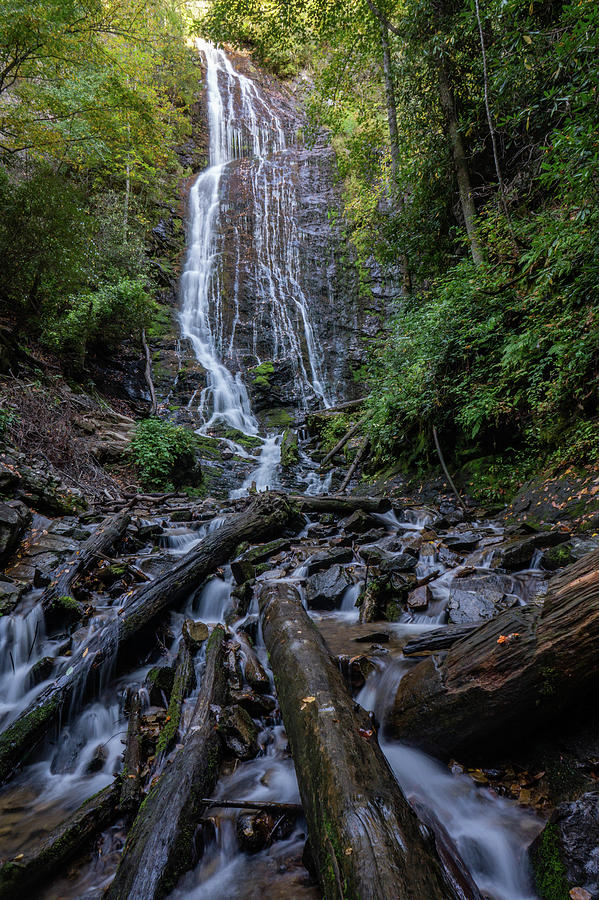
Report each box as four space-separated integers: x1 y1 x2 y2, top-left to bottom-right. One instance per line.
105 625 227 900
120 690 143 815
437 63 483 267
339 436 370 493
258 582 472 900
386 550 599 756
0 781 120 899
292 495 391 515
41 510 131 614
0 493 298 785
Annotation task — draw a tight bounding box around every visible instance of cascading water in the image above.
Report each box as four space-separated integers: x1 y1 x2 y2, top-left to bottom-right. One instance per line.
180 41 331 495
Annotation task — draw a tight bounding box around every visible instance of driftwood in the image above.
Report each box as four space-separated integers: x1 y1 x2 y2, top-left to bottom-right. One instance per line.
402 624 476 656
292 494 391 515
105 625 227 900
0 781 120 899
0 493 298 785
386 549 599 755
198 798 303 813
41 510 131 613
339 435 369 493
258 582 466 900
321 416 368 468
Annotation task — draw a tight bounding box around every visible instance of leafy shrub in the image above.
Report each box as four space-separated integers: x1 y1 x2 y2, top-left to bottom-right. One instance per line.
131 418 200 489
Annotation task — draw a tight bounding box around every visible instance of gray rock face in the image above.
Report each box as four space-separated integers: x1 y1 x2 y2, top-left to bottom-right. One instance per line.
359 545 417 574
531 792 599 899
447 573 520 625
492 530 570 571
0 577 25 616
0 500 30 563
305 564 352 610
305 547 353 576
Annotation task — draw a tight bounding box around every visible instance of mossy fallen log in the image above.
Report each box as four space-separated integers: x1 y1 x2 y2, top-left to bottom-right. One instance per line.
120 691 143 815
258 581 469 900
0 781 120 899
292 494 391 515
41 510 131 616
386 549 599 756
105 625 227 900
0 493 299 786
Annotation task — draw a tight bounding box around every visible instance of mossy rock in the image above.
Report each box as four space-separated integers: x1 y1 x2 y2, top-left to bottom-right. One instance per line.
281 428 299 468
529 823 570 900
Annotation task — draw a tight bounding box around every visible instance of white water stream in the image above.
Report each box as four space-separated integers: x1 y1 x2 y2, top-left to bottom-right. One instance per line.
180 41 330 496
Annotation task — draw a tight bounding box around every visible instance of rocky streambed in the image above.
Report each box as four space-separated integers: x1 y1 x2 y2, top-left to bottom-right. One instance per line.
0 470 598 899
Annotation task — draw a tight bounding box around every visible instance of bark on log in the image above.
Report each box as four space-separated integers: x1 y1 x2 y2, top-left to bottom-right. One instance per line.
105 625 227 900
321 416 368 468
292 495 391 515
0 493 298 786
402 624 476 656
198 799 303 813
258 582 466 900
0 781 120 899
41 510 131 613
120 691 143 814
386 549 599 756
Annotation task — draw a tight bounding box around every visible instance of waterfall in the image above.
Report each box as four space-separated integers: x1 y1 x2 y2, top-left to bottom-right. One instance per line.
179 40 330 493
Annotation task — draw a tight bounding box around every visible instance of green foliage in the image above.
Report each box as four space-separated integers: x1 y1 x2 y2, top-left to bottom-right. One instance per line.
531 824 569 900
131 418 200 490
44 277 155 368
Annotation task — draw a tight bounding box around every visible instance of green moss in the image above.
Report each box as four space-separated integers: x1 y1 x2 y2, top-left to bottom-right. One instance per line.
531 824 569 900
250 360 275 389
194 434 223 461
263 407 293 428
281 428 299 467
146 304 174 340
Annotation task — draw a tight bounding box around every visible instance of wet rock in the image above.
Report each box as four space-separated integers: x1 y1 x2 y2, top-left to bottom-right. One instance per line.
146 665 175 707
305 547 353 576
182 619 209 650
230 581 254 619
29 655 54 685
359 545 417 574
84 743 108 774
218 705 260 760
443 531 482 551
231 538 291 584
338 654 376 691
0 500 30 562
492 530 570 571
134 519 163 540
236 810 295 853
305 564 352 610
447 573 520 625
353 632 390 644
540 543 575 571
341 509 379 534
281 428 299 468
530 792 599 900
407 585 432 610
239 615 259 643
229 689 277 718
0 577 25 616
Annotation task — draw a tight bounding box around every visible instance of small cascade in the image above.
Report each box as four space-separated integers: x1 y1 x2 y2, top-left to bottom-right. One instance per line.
0 603 48 726
179 40 331 495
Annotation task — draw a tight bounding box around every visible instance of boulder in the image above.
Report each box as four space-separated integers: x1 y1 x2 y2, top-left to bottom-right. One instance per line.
340 509 379 534
443 531 482 551
305 547 353 576
0 577 25 616
359 545 418 574
217 705 260 760
236 810 294 853
0 500 30 563
305 564 352 610
492 530 570 571
447 573 520 625
530 792 599 900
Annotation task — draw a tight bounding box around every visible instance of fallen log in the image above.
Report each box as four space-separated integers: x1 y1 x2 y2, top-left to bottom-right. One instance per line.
320 415 369 468
258 582 466 900
41 510 131 613
402 624 476 656
105 625 227 900
339 436 369 493
0 493 298 786
198 798 303 813
120 691 143 814
0 780 120 899
292 494 391 515
386 549 599 756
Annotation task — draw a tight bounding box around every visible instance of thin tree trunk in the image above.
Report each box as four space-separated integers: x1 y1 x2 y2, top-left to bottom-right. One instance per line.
141 328 157 416
320 416 368 467
339 436 370 493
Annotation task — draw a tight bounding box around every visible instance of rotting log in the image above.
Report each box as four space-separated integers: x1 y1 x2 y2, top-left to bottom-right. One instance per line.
41 510 131 614
402 624 476 656
386 549 599 756
155 635 195 757
258 582 472 900
120 691 143 814
292 494 391 515
0 493 299 786
105 625 227 900
0 780 120 899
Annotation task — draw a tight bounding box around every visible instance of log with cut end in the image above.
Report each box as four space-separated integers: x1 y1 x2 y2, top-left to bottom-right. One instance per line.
0 780 120 899
0 493 299 785
386 549 599 756
105 625 227 900
41 509 131 614
258 581 470 900
292 494 391 515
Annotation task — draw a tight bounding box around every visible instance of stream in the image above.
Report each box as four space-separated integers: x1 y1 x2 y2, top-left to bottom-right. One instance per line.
0 39 547 900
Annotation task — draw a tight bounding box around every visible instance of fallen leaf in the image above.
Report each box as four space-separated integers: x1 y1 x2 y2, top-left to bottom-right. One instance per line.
569 889 592 900
82 647 89 658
